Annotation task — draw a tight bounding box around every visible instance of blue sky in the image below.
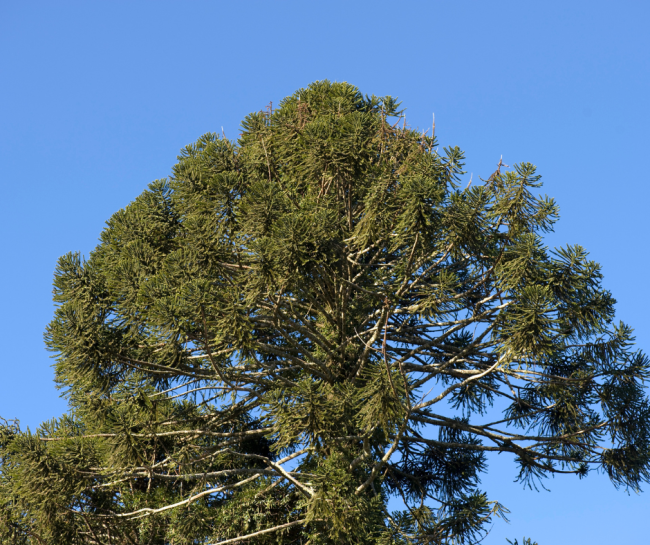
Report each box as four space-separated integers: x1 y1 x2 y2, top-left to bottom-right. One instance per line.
1 1 649 542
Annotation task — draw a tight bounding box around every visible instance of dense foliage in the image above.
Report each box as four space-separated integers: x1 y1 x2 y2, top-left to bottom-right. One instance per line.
1 81 649 544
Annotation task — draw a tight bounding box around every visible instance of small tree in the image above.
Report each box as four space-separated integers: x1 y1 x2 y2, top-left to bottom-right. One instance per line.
1 81 649 544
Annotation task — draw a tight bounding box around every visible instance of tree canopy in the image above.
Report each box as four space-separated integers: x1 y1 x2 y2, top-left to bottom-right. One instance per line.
2 80 649 544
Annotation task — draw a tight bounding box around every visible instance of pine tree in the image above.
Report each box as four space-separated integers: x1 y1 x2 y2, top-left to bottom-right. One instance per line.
2 80 649 544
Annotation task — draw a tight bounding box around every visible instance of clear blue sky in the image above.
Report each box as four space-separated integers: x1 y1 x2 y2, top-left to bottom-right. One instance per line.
1 1 648 542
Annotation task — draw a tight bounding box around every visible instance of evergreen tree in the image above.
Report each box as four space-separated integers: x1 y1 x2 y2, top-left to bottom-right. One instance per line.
2 80 649 544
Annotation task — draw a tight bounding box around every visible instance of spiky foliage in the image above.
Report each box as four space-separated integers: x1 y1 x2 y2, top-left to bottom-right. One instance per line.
1 81 649 544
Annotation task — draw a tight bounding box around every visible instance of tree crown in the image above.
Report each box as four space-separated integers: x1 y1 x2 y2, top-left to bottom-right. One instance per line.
1 80 648 544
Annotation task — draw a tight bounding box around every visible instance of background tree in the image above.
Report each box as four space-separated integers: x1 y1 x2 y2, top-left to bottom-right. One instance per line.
1 80 649 544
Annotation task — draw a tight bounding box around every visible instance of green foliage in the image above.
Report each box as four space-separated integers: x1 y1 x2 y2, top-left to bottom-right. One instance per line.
1 80 649 544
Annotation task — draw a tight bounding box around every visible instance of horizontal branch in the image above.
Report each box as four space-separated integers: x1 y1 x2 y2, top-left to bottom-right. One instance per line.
210 519 306 545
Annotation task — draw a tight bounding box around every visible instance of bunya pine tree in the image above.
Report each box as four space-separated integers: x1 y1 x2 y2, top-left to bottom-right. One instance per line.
1 81 649 544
